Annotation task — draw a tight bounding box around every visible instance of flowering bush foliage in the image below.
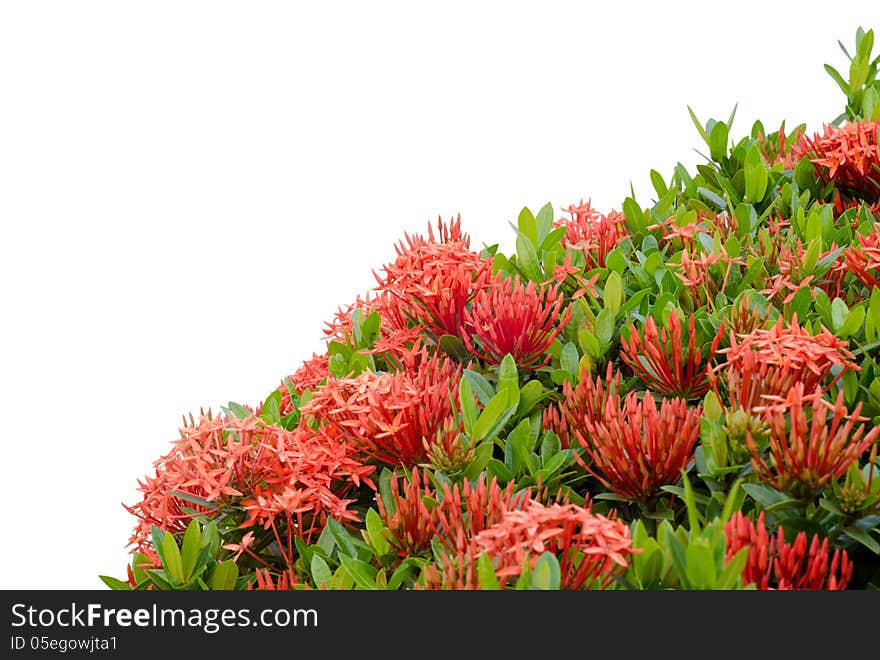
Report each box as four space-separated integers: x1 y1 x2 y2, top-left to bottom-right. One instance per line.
103 29 880 591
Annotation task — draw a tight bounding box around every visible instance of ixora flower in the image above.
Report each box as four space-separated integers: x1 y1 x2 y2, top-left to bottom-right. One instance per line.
620 311 724 400
124 414 373 555
843 222 880 291
748 383 880 498
794 118 880 203
725 512 852 590
300 351 462 467
463 273 572 369
718 314 858 395
575 390 701 501
555 199 628 269
543 362 622 450
373 215 494 339
422 501 633 590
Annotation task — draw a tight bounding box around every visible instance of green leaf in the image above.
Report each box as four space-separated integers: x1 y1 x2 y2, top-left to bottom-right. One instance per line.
709 121 729 162
718 546 749 590
260 389 282 425
685 541 717 589
742 483 790 509
99 575 132 591
498 354 520 409
464 441 494 482
825 64 850 96
459 378 478 437
476 552 500 590
518 206 538 247
310 554 333 589
161 531 184 584
843 526 880 554
603 271 623 314
365 508 391 557
227 402 251 420
560 342 579 378
209 560 238 590
439 334 471 362
339 555 378 590
831 298 849 331
687 105 710 145
180 519 202 581
595 308 616 347
530 552 561 590
838 305 865 338
535 203 554 246
516 234 542 282
473 390 516 444
744 143 768 203
462 370 495 406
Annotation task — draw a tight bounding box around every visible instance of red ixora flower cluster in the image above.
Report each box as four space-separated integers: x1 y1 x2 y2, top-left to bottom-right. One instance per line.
574 369 701 501
620 312 724 400
373 216 494 339
555 199 627 270
422 497 634 590
300 351 462 468
843 222 880 291
794 118 880 203
748 383 880 497
719 314 858 395
543 362 621 450
463 273 573 370
725 512 852 590
124 413 373 554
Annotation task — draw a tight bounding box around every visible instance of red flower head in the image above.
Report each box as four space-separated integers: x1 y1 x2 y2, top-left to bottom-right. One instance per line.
463 273 573 370
555 199 628 270
725 512 853 590
377 469 437 557
374 216 494 339
124 414 372 556
543 363 622 450
249 569 304 591
748 383 880 498
719 314 858 395
794 119 880 203
620 311 724 400
575 391 701 501
301 351 462 467
709 345 806 414
472 501 634 590
843 222 880 291
432 475 531 555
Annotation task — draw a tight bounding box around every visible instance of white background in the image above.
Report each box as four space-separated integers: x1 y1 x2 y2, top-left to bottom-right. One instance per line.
1 1 875 589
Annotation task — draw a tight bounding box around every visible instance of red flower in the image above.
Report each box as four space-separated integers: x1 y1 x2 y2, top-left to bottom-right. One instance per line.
472 501 634 590
620 312 723 399
748 383 880 497
575 391 701 500
794 119 880 203
843 222 880 291
675 249 745 307
374 216 494 339
249 569 304 591
432 475 531 555
463 273 572 369
423 499 634 590
719 314 858 395
377 469 437 556
124 415 373 558
725 512 852 590
709 345 806 414
543 363 622 450
301 351 462 467
555 199 627 270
